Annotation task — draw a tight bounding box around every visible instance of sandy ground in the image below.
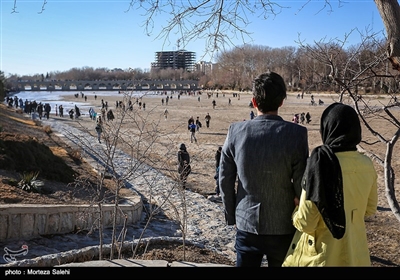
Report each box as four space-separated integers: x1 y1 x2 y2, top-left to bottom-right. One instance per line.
52 90 327 195
51 90 399 196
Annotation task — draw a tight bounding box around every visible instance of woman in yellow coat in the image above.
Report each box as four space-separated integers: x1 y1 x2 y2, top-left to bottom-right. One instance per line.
283 103 378 266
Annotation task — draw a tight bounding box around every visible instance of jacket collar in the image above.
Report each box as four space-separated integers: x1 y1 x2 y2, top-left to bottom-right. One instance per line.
254 114 283 121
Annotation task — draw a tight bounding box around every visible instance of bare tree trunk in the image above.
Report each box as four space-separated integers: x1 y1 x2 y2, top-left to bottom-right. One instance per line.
375 0 400 69
382 109 400 222
110 178 120 260
98 203 103 260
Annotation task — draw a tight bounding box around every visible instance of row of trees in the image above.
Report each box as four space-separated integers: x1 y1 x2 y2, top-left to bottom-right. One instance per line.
4 35 396 96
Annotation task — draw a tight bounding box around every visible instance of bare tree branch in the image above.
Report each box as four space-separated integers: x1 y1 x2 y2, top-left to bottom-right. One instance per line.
37 0 47 14
11 0 18 13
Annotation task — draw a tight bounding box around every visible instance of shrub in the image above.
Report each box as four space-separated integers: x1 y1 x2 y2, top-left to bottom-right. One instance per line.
17 171 44 193
69 149 82 163
43 125 52 134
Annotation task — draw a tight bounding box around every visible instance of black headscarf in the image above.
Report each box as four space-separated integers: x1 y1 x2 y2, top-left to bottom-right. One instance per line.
303 103 361 239
179 143 187 151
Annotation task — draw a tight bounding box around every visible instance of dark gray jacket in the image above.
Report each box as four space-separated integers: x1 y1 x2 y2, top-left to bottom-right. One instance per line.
219 114 309 235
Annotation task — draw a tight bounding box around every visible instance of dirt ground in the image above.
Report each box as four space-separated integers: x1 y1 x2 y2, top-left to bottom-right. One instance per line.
1 90 400 267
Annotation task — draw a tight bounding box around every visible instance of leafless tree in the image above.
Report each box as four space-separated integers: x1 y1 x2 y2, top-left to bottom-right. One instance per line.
60 91 194 260
298 28 400 222
375 0 400 71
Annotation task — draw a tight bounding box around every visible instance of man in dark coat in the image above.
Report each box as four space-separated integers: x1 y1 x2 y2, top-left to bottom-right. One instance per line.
219 72 309 267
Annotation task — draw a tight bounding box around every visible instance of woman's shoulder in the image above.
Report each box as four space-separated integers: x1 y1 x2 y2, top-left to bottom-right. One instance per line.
337 151 376 172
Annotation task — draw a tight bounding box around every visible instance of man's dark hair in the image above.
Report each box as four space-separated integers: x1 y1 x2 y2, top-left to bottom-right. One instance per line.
252 71 287 113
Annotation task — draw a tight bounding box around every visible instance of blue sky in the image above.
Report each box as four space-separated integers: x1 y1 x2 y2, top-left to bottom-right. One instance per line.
1 0 386 76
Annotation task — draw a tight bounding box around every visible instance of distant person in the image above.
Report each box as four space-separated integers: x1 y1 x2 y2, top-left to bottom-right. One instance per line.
219 71 309 267
107 109 115 121
205 113 211 128
96 115 103 125
306 112 311 124
212 99 216 109
195 117 202 132
250 110 255 120
177 143 191 189
283 103 378 266
58 105 64 117
24 99 30 114
88 107 96 120
7 97 13 108
37 103 43 120
164 108 169 120
299 112 305 125
188 116 194 127
95 122 103 144
44 103 51 119
74 105 81 119
292 114 299 124
189 122 197 143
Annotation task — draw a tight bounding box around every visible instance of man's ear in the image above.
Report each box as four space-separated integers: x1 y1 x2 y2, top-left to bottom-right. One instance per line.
251 97 257 108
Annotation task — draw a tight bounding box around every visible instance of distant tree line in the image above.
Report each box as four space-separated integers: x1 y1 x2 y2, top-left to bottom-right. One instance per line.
4 39 396 95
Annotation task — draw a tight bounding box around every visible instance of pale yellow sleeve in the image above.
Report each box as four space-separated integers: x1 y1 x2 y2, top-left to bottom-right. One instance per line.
292 189 321 234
